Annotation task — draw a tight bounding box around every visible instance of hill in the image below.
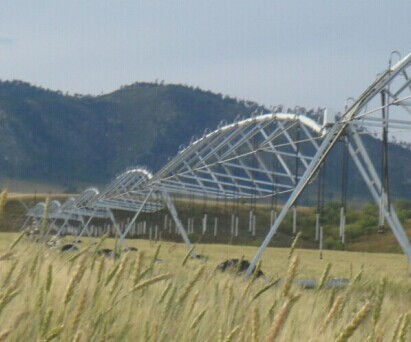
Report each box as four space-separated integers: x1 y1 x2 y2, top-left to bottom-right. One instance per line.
0 80 411 201
0 81 260 192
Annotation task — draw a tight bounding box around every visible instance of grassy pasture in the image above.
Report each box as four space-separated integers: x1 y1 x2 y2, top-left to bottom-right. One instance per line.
0 232 410 341
2 191 411 256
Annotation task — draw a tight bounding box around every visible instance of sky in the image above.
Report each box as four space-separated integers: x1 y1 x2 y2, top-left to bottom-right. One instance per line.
0 0 410 111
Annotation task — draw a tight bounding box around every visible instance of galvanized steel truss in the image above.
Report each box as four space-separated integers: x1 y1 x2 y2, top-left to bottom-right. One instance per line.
23 52 411 269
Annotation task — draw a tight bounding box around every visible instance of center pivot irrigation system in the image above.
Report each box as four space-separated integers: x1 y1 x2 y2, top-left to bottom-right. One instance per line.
24 52 411 276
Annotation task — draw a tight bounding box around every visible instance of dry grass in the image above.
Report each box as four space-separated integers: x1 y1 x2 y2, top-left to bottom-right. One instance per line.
0 232 410 341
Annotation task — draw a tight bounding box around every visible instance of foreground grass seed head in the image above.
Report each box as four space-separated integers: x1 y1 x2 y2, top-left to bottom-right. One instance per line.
0 233 409 341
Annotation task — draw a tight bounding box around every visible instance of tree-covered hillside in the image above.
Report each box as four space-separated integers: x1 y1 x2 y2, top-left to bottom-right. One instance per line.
0 79 410 201
0 81 260 191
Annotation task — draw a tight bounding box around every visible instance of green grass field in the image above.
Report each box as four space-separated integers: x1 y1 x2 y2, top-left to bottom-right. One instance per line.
3 192 411 257
0 232 410 341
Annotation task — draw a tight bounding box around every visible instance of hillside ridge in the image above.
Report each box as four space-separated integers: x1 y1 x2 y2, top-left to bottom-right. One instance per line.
0 80 411 201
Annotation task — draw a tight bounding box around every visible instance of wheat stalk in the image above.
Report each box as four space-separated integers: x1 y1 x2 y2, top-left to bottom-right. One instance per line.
267 299 278 321
107 273 173 313
338 268 364 314
176 265 205 306
45 264 53 294
347 267 363 294
372 278 386 325
0 287 20 316
96 255 105 285
265 294 300 341
71 290 88 332
127 255 136 278
43 325 64 342
335 302 373 342
182 245 196 266
320 294 345 332
398 312 410 342
229 297 241 330
62 245 92 268
375 328 385 342
0 250 14 261
72 331 82 342
281 255 299 297
317 262 332 290
162 285 177 321
9 230 27 250
214 283 220 306
187 290 199 316
252 260 262 279
224 325 240 342
12 311 30 330
104 262 120 287
217 326 224 342
11 264 27 290
88 311 103 340
226 283 234 317
30 252 40 278
92 257 106 302
327 287 337 310
251 307 259 342
89 233 108 267
36 285 44 309
190 308 207 330
288 231 302 259
242 260 263 299
0 330 11 342
2 260 18 288
109 254 129 295
149 244 162 270
237 325 245 342
64 261 86 306
150 322 159 341
41 309 53 337
143 321 149 341
157 282 172 304
250 278 281 303
133 251 144 286
391 313 404 342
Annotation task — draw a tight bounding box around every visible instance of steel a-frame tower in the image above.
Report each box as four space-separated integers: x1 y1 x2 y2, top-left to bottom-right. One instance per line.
245 52 411 275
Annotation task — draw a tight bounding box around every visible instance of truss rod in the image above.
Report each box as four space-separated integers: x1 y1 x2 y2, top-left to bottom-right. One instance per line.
164 174 289 194
245 121 350 276
181 169 294 190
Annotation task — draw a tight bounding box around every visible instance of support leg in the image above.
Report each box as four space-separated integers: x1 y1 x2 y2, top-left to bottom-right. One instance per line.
347 127 411 260
119 190 154 243
245 123 342 276
73 213 95 245
19 217 30 232
161 189 196 258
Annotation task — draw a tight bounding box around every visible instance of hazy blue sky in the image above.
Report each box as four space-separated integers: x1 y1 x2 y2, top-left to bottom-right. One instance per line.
0 0 410 110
